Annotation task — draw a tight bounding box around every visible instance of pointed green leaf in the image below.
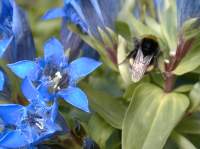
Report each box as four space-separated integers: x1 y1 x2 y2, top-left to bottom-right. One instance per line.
98 27 113 48
81 83 127 129
173 36 200 75
115 21 132 39
188 82 200 112
122 83 189 149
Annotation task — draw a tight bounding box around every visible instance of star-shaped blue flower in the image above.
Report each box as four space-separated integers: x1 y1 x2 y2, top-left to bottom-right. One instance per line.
0 78 67 148
8 37 102 112
0 0 36 62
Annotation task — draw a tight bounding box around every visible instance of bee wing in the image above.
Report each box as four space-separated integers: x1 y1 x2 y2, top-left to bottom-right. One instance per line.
131 49 153 82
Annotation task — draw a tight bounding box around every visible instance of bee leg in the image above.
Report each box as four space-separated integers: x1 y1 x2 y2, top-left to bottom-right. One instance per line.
118 50 137 65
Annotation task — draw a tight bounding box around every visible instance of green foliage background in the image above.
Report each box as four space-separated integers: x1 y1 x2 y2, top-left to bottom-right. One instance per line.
16 0 62 54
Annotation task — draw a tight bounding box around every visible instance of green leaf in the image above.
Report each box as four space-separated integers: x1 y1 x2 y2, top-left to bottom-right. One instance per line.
122 83 189 149
173 36 200 75
81 83 127 129
176 112 200 135
174 84 193 93
185 135 200 149
126 13 155 36
88 114 114 149
188 82 200 112
106 130 121 149
115 21 132 39
117 35 132 86
170 132 197 149
118 0 136 17
98 27 113 48
123 76 150 102
68 23 118 71
182 18 200 40
193 66 200 74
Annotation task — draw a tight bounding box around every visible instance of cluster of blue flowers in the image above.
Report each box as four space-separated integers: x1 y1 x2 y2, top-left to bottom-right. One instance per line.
0 0 102 148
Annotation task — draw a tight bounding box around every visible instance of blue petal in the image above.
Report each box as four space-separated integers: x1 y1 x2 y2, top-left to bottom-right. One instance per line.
177 0 200 26
11 0 36 62
42 8 66 20
90 0 104 24
0 131 28 148
58 87 89 112
65 4 88 33
0 37 13 57
37 84 52 102
44 37 65 63
51 101 58 122
21 77 42 103
0 71 5 91
0 104 25 125
70 0 87 23
68 57 101 81
7 60 37 79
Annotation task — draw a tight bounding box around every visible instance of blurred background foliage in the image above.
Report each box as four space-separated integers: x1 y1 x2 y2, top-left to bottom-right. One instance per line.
16 0 62 55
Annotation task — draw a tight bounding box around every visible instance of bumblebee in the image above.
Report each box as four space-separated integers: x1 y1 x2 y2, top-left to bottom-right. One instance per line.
121 35 160 82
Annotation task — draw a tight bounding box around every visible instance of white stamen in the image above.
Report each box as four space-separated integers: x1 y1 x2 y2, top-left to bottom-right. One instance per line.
170 50 176 56
53 71 62 89
164 59 170 64
55 71 62 79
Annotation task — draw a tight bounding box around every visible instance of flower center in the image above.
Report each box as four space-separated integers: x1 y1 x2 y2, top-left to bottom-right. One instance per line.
27 113 45 130
43 64 69 92
50 71 69 92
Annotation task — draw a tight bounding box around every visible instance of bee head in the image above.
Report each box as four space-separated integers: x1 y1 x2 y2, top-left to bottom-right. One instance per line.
141 35 159 56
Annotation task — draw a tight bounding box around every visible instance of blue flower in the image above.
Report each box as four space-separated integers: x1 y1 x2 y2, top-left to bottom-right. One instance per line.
176 0 200 26
0 78 67 148
0 0 36 62
0 71 4 91
8 37 102 112
43 0 88 33
43 0 121 37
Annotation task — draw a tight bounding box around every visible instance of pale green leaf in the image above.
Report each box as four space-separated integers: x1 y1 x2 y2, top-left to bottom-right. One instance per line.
188 82 200 112
174 85 193 93
122 83 189 149
117 35 132 86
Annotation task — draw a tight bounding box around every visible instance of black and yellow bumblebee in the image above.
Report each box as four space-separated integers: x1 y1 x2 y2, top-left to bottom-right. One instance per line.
121 35 160 82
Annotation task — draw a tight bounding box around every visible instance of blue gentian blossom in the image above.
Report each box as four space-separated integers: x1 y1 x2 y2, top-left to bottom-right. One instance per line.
0 0 36 62
43 0 121 37
0 0 36 91
8 37 102 112
0 78 66 148
43 0 88 33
